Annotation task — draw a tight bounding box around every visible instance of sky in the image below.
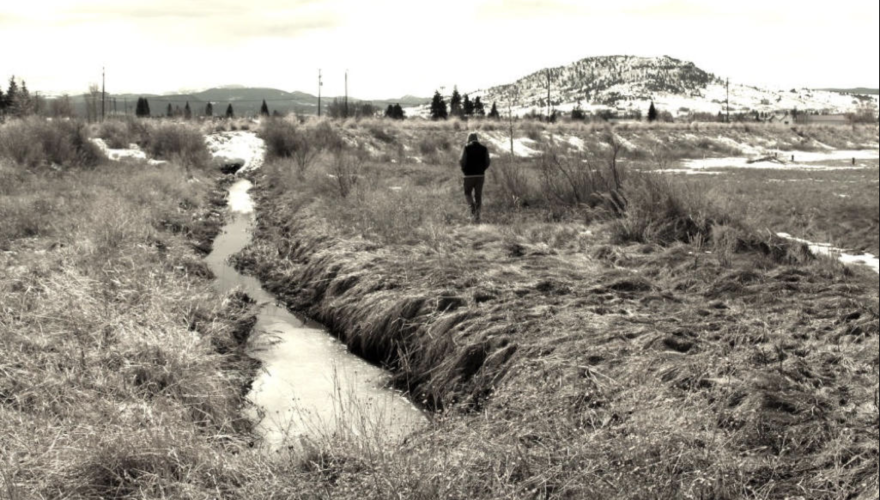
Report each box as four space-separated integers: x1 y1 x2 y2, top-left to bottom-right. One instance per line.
2 0 878 99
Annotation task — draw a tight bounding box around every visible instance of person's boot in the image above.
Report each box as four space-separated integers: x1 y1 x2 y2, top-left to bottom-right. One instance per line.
474 208 482 224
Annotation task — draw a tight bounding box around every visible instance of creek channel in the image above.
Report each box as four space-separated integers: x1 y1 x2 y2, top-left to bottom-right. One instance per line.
205 175 426 453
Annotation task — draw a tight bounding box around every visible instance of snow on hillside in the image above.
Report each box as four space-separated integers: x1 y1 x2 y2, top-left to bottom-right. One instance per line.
406 56 879 119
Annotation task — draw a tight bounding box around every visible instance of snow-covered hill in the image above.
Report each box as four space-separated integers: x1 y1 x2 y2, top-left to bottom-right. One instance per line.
407 55 879 120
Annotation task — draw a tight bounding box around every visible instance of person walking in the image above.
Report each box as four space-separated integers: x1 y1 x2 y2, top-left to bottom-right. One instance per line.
459 132 491 223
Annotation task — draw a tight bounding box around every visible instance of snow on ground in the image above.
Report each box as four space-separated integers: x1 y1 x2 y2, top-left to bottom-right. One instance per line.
92 138 166 165
681 149 879 172
205 131 266 172
778 233 879 274
484 133 541 158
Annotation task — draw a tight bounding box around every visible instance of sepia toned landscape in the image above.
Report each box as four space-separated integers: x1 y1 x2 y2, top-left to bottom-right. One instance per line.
2 2 879 499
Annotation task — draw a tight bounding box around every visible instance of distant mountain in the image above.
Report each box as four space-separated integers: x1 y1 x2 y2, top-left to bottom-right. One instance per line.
407 55 879 119
820 88 879 96
60 88 431 117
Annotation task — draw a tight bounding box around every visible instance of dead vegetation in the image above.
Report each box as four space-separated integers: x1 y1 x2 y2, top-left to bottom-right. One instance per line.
232 119 879 498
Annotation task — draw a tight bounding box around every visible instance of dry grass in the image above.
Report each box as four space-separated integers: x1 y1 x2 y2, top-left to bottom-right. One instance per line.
232 120 879 499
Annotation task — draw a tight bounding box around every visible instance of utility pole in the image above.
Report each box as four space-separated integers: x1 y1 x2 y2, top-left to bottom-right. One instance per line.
547 69 552 120
344 69 349 119
318 69 323 117
726 78 730 124
101 66 106 122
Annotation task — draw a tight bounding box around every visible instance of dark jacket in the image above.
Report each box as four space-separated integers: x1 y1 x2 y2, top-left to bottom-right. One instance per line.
459 141 491 177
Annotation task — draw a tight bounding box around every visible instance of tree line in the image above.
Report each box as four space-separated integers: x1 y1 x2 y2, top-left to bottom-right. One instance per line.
429 87 500 120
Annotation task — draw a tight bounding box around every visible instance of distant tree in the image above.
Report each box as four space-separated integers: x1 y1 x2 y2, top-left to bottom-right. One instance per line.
473 97 485 117
392 103 406 120
166 103 173 117
5 77 19 115
385 104 395 118
184 101 192 120
260 99 270 116
144 98 151 117
51 95 74 118
0 87 5 115
571 102 586 120
205 102 213 117
226 104 234 119
17 80 33 116
488 102 500 120
463 94 475 117
648 101 658 122
449 88 462 118
430 91 448 120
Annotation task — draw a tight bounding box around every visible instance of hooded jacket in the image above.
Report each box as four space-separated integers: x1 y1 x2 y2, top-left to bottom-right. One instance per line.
459 141 491 177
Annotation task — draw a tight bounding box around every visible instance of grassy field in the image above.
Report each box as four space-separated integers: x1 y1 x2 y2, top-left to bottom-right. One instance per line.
235 118 879 499
1 116 877 499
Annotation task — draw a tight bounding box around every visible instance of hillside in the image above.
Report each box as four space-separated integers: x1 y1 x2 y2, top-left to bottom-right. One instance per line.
408 55 880 119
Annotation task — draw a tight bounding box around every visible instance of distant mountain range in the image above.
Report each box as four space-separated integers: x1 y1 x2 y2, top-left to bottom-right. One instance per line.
63 88 431 117
407 56 880 119
48 56 879 119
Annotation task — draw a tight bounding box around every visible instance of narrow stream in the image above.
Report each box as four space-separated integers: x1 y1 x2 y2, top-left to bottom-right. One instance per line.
205 178 427 452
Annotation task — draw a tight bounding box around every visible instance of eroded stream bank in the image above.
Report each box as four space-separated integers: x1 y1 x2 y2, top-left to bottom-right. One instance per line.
206 177 426 452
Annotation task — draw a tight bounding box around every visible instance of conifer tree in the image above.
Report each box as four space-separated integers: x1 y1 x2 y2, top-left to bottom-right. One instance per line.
226 104 234 119
648 101 658 122
184 101 192 120
474 97 485 117
449 88 463 118
205 102 213 117
144 98 151 117
6 76 19 116
167 103 173 117
0 87 5 114
18 81 32 116
463 94 475 117
385 104 394 118
392 103 405 120
260 99 270 116
135 97 143 117
488 102 500 120
430 91 448 120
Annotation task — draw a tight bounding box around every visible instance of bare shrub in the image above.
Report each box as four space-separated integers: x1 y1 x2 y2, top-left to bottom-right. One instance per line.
0 118 105 169
97 117 150 149
330 150 364 198
490 158 537 208
144 122 210 169
537 147 617 207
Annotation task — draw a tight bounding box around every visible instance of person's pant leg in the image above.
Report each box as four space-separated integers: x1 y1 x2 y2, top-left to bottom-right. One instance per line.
464 178 477 214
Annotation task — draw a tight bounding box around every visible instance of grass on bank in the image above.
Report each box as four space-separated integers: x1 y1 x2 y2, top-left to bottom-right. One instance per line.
232 118 879 499
0 118 266 498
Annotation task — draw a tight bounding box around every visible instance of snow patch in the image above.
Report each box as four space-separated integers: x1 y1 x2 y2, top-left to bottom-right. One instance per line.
681 149 878 171
778 233 879 274
206 131 266 172
484 133 541 158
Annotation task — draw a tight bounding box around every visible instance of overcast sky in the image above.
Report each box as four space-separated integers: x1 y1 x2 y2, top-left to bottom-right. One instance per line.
2 0 878 98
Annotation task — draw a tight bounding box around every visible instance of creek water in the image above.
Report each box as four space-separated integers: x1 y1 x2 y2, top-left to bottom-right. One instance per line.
205 178 427 452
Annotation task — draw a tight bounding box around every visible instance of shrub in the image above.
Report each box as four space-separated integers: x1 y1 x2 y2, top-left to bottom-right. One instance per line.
96 118 149 149
0 118 105 169
143 122 210 169
330 150 364 198
489 158 537 208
